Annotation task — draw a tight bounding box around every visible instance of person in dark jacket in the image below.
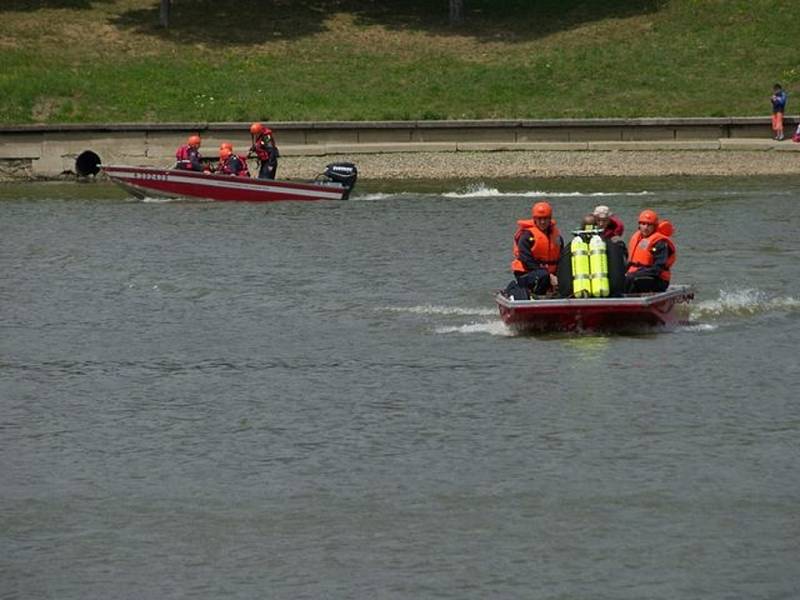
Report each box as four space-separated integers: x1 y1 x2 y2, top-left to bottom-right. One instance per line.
175 134 206 171
625 209 676 293
217 143 250 177
510 201 563 296
771 83 787 141
249 122 279 179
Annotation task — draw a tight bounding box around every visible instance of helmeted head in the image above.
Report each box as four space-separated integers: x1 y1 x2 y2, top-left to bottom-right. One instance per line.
250 122 264 136
531 201 553 232
638 209 659 237
187 135 201 148
638 209 659 225
220 141 233 151
532 201 553 219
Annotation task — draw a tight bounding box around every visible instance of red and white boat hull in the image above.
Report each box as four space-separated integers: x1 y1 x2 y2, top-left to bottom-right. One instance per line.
102 165 351 202
496 285 695 333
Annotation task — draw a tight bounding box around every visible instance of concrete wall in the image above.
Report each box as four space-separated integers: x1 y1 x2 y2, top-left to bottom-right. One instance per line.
0 117 797 178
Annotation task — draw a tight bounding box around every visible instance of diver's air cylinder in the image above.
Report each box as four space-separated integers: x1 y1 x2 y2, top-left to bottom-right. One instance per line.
570 236 592 298
589 234 610 297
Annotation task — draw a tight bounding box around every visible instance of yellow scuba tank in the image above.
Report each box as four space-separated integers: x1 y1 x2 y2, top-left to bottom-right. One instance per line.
589 234 610 298
570 235 592 298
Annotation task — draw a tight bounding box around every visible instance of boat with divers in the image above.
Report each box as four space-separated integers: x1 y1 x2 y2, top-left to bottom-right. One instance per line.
497 225 694 333
76 150 358 202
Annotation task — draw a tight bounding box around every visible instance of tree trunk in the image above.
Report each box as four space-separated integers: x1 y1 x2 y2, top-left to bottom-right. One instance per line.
159 0 171 28
449 0 463 26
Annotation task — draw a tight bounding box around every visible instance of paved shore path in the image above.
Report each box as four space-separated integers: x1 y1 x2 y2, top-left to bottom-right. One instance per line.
282 146 800 179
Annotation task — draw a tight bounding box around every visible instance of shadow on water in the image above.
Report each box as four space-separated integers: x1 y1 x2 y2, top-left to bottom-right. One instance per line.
88 0 669 46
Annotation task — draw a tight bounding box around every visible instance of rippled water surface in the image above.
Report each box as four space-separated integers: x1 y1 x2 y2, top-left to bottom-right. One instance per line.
2 177 799 599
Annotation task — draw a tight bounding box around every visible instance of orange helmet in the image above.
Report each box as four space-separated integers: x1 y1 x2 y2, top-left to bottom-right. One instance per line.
638 209 659 225
532 201 553 218
187 135 201 148
250 122 264 136
220 142 233 151
219 146 232 160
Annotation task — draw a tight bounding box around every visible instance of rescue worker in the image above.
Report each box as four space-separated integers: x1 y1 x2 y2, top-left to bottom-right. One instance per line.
217 142 250 177
625 209 676 293
249 122 279 180
592 205 624 240
175 134 205 171
510 201 563 297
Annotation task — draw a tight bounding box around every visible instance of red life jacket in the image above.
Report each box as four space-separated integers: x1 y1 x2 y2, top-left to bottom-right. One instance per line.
511 219 562 274
236 155 251 177
175 144 192 169
602 214 625 239
627 227 676 282
219 155 251 177
175 145 203 170
252 135 278 162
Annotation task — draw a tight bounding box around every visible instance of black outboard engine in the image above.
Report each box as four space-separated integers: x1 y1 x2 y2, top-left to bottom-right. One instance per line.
322 162 358 199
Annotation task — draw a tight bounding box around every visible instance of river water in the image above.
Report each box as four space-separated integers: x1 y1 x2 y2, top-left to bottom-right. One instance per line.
2 176 798 599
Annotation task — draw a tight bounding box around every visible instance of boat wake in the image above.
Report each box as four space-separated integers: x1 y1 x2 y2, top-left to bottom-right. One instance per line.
435 321 512 336
383 304 496 317
691 288 800 320
442 184 654 199
354 185 653 201
381 304 511 336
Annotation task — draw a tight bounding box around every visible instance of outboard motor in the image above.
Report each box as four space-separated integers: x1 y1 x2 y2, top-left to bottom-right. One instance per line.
323 162 358 199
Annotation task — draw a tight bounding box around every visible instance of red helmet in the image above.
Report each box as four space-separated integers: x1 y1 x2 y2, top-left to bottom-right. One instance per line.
532 201 553 218
220 142 233 151
187 135 201 148
638 209 659 225
250 122 264 136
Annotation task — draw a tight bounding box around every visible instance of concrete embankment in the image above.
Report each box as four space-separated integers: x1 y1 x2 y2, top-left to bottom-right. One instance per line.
1 117 799 180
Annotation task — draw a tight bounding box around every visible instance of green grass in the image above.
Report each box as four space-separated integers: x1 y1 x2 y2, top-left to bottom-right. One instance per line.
0 0 798 123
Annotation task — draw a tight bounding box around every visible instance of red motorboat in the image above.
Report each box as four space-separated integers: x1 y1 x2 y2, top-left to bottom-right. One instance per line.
100 163 358 202
496 285 695 333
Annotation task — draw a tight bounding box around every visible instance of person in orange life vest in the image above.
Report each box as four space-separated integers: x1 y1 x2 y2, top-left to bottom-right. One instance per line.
511 201 563 296
625 209 676 293
592 204 624 241
217 143 250 177
175 134 206 171
249 122 279 180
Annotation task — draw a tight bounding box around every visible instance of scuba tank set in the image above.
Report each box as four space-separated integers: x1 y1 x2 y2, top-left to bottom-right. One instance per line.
556 228 627 298
569 228 610 298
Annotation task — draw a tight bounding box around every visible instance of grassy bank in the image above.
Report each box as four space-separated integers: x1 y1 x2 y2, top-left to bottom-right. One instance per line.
1 0 798 124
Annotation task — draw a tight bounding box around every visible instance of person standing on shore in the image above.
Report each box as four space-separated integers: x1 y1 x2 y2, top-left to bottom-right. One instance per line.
249 123 280 179
771 83 787 141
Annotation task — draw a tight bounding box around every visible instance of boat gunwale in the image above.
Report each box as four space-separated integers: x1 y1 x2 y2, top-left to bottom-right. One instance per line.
494 284 695 309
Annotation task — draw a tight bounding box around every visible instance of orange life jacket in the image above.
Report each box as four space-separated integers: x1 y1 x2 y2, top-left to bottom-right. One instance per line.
627 228 676 282
511 219 562 274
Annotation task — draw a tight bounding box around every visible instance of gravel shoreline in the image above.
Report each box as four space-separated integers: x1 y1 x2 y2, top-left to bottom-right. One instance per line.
282 149 800 179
